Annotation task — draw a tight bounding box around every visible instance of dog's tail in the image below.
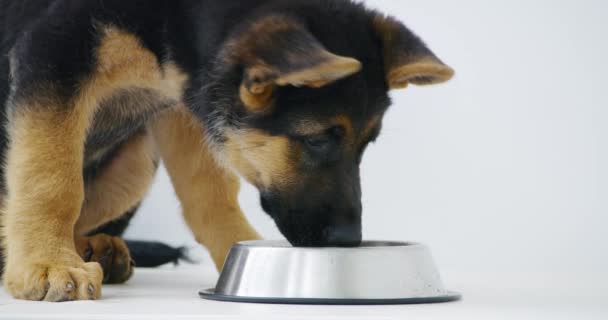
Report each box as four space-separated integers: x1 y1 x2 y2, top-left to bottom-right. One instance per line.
125 240 196 268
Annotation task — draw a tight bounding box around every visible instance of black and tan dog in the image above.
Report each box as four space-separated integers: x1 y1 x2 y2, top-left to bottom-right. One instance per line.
0 0 453 301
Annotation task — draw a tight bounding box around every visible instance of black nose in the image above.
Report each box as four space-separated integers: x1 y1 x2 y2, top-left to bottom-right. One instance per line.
324 224 362 247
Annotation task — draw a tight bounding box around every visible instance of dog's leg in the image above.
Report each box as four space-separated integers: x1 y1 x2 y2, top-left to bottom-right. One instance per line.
2 97 103 301
2 25 184 300
75 132 159 235
72 132 158 285
151 108 261 270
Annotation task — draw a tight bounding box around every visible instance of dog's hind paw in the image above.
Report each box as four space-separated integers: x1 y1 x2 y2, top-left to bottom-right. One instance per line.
76 234 134 284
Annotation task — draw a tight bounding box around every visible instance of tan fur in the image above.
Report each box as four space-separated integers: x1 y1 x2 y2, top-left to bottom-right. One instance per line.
274 53 361 88
224 128 298 189
75 132 159 235
240 56 362 113
332 114 356 146
387 58 455 88
292 119 331 136
239 54 361 113
372 15 454 89
1 26 188 301
240 81 275 113
291 114 357 152
91 26 187 100
151 108 261 270
2 90 104 301
371 14 405 70
88 90 172 139
361 115 382 143
230 16 362 112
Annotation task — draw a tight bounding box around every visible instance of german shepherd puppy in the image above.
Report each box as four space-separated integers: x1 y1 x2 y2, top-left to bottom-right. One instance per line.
0 0 453 301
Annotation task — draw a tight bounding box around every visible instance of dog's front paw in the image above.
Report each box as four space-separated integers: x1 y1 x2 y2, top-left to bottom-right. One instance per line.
76 234 134 284
4 259 103 302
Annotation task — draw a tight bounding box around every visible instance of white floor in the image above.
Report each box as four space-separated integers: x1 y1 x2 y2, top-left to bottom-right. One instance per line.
1 266 606 320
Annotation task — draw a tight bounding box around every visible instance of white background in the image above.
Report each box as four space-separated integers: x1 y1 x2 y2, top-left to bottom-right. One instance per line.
2 1 605 319
126 0 607 277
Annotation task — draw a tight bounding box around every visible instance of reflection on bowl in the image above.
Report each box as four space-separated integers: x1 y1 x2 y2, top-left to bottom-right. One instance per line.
200 240 460 305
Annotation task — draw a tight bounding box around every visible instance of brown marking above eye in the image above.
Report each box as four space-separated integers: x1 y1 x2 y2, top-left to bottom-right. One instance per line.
290 114 383 153
292 115 354 139
360 115 383 145
332 115 355 142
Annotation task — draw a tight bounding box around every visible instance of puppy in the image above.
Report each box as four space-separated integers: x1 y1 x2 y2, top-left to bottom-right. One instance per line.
0 0 453 301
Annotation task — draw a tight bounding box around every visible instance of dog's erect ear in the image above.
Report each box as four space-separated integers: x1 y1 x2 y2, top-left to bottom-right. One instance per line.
228 15 362 112
372 14 454 90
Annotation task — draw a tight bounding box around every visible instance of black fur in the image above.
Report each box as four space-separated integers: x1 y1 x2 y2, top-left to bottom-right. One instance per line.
124 241 194 268
0 0 445 255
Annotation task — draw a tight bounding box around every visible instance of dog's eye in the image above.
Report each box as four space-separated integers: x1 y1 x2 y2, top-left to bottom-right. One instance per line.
303 125 344 149
303 135 331 149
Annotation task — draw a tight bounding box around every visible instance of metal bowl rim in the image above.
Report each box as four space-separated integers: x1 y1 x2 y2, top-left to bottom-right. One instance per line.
199 288 462 305
234 240 423 249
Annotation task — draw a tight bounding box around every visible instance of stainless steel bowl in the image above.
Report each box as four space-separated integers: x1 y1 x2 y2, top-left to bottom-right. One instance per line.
200 240 460 305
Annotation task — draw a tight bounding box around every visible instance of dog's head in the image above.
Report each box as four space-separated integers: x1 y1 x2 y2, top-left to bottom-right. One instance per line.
200 1 453 247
